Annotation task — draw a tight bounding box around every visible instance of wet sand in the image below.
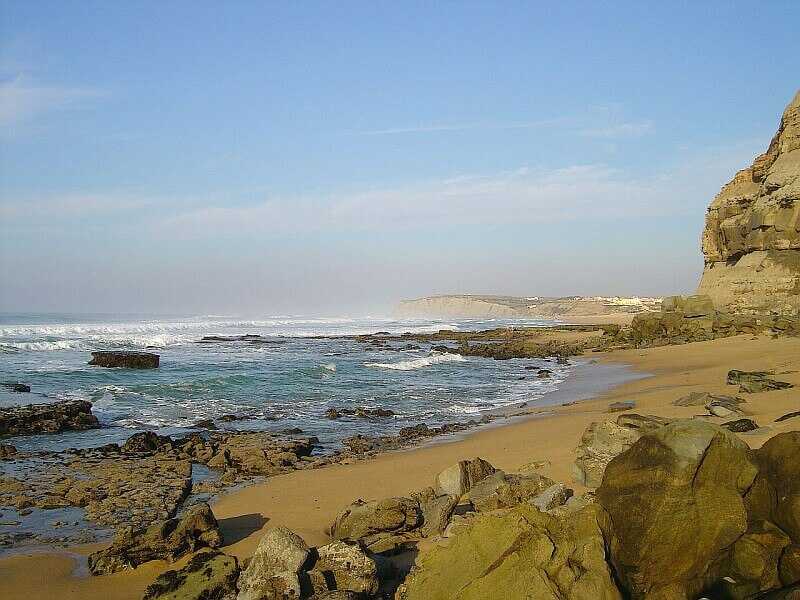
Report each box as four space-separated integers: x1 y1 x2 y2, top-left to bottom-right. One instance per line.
2 333 799 600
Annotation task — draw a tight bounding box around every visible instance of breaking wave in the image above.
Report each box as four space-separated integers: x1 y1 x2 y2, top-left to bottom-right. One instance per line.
365 352 467 371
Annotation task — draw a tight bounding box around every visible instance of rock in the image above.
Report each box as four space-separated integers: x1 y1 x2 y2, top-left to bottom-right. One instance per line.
0 382 30 393
329 497 421 552
607 400 636 413
412 487 458 537
466 471 563 513
662 294 716 318
0 399 99 435
236 527 310 600
777 411 800 423
143 550 239 600
88 350 160 368
674 391 744 407
397 503 621 600
122 431 174 454
87 502 222 575
573 420 642 487
719 521 792 598
728 370 793 393
723 418 760 432
306 541 379 597
434 457 496 497
597 420 758 599
746 432 800 543
0 444 17 459
614 413 671 433
325 408 341 419
707 398 745 418
698 91 800 315
529 483 574 512
193 419 218 430
537 369 552 378
308 592 359 600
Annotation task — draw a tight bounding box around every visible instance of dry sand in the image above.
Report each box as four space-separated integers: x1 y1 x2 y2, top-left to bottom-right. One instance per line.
2 334 799 600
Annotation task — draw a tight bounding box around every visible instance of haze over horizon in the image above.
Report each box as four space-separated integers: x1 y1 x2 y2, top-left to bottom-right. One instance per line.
1 1 798 316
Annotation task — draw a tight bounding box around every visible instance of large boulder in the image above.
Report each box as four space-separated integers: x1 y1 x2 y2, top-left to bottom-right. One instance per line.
89 350 160 368
596 420 758 599
88 502 223 575
143 550 239 600
237 527 310 600
329 496 422 553
397 503 621 600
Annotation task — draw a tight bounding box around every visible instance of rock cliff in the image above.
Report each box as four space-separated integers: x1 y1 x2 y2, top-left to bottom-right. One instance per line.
698 90 800 314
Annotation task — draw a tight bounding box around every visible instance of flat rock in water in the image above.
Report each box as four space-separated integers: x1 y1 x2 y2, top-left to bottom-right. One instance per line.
0 400 99 435
88 351 160 369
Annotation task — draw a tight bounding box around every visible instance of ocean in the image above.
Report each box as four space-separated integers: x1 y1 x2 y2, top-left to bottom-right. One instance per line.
0 313 580 453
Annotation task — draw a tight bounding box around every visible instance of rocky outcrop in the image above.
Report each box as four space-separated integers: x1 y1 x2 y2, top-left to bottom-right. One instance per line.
698 90 800 315
593 420 800 599
616 294 800 348
572 415 671 488
88 350 160 368
143 550 239 600
88 502 223 575
397 503 622 600
0 399 99 435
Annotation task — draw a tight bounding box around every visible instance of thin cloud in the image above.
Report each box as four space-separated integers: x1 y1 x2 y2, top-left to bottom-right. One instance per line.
580 120 654 138
0 76 107 126
352 117 570 136
0 193 152 220
154 155 735 239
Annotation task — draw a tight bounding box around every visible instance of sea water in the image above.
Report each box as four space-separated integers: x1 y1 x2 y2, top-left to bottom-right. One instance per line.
0 313 574 453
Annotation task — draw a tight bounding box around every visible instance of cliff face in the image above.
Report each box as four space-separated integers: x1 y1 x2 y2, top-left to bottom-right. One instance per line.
697 90 800 314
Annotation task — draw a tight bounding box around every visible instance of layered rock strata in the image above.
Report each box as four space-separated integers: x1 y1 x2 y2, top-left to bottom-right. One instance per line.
698 90 800 314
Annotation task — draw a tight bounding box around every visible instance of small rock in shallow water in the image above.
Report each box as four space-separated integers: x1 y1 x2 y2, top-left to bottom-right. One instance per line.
608 400 636 413
0 382 31 393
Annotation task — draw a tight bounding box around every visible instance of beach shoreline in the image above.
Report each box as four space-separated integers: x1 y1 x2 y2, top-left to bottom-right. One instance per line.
2 333 799 599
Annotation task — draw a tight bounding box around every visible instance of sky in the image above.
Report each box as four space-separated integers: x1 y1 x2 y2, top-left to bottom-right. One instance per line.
1 1 798 315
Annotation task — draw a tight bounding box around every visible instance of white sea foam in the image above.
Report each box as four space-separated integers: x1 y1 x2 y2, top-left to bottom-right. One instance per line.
320 363 337 372
0 315 468 351
365 352 467 371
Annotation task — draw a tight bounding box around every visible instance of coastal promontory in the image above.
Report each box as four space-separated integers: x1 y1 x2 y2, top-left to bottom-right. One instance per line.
698 90 800 315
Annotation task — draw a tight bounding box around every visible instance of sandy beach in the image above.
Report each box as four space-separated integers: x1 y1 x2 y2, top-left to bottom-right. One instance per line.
2 333 799 600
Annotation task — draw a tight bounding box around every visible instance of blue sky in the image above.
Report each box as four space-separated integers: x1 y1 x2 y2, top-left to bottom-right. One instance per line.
1 1 798 314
